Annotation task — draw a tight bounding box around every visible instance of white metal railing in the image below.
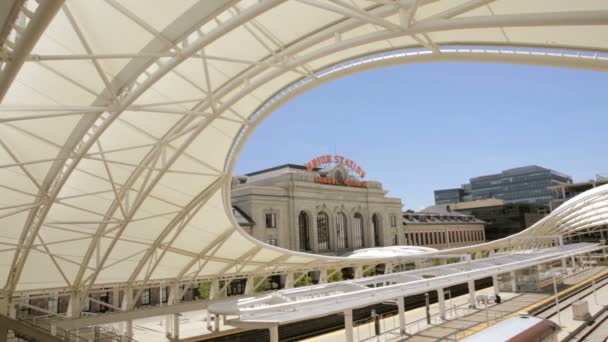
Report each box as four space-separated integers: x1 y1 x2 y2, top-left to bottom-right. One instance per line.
354 305 512 342
18 314 136 342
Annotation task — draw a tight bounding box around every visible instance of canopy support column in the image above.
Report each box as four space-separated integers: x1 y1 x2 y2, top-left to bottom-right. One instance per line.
112 286 120 312
67 291 81 318
121 287 133 339
209 280 219 300
354 266 363 279
397 297 406 335
344 309 354 342
285 272 294 289
166 283 180 340
319 269 327 284
467 280 476 308
510 271 517 293
214 314 220 332
269 325 279 342
245 276 255 295
437 288 446 320
571 255 576 270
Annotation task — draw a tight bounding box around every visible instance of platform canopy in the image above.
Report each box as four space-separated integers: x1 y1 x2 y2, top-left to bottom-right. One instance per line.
1 0 608 299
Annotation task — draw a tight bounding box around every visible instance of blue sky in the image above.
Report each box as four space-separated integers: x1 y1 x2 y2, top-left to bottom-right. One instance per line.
235 62 608 210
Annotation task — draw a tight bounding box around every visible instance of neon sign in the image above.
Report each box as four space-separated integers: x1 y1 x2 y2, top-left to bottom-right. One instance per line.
306 154 368 188
305 154 366 179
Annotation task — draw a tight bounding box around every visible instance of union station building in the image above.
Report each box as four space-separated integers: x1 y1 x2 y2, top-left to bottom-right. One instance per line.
231 156 486 256
231 162 403 256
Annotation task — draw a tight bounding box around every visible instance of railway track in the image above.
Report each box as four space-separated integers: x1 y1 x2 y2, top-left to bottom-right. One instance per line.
530 271 608 319
571 307 608 341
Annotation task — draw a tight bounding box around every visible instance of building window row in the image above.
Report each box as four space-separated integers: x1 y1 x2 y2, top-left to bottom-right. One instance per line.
404 229 484 246
298 211 375 252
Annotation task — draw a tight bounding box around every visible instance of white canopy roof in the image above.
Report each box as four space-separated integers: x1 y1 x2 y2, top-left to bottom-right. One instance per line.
0 0 607 302
346 245 437 258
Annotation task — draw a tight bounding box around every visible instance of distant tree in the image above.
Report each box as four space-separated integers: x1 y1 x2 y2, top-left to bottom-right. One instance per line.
328 269 344 282
363 266 376 277
254 277 270 293
198 282 211 300
294 272 313 287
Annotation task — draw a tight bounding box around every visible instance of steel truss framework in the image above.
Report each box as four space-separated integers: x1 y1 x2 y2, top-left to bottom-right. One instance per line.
0 0 607 320
208 242 604 327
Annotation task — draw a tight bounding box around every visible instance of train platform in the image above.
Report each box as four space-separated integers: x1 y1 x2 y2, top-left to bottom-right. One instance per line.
100 259 606 342
302 288 525 342
401 266 608 341
307 266 608 342
405 293 548 341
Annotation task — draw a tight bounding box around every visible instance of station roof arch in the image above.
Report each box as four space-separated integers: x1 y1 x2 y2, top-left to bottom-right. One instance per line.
0 0 607 298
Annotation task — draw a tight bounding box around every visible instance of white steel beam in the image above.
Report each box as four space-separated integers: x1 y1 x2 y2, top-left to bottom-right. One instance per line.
0 0 64 101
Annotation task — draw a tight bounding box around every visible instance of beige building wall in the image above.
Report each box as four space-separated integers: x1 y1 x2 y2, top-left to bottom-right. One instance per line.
402 223 485 249
401 210 486 249
231 166 402 256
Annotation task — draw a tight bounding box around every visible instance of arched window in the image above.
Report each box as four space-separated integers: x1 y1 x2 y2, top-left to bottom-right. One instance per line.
372 214 381 247
336 212 348 249
317 212 330 251
352 213 364 248
298 211 311 251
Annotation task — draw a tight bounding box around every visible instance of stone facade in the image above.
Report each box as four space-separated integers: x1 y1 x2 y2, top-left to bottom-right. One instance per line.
402 211 486 249
231 164 403 256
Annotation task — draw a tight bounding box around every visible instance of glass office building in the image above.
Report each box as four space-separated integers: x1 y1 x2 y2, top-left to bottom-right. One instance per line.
435 165 572 207
455 203 548 241
434 188 466 205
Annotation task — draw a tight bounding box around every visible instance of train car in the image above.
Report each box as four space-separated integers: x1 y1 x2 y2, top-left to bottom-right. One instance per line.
462 315 560 342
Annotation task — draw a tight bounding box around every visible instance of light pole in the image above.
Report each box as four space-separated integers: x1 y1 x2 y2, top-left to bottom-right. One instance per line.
552 271 562 326
592 278 598 305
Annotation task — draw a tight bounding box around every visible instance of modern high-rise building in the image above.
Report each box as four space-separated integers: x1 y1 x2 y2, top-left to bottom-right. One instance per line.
434 165 572 207
425 199 548 241
434 188 466 205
